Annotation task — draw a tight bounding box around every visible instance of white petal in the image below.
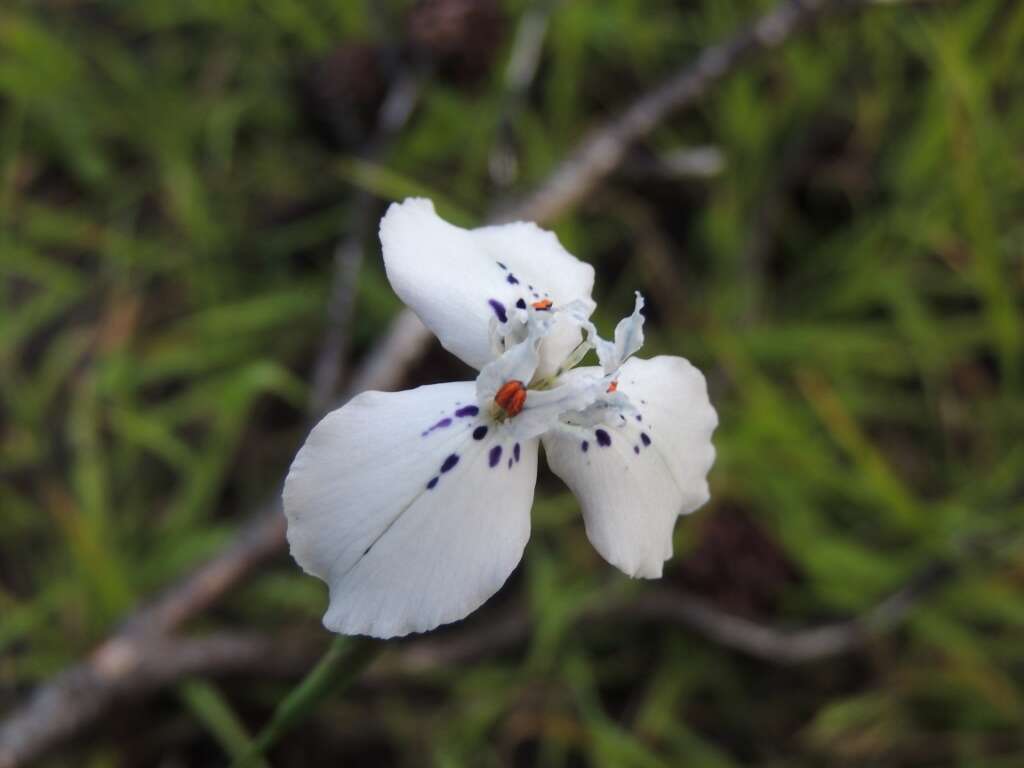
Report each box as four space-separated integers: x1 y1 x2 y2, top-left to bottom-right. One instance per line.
474 311 550 405
284 381 538 638
508 372 606 441
596 292 646 374
380 198 595 370
541 356 717 579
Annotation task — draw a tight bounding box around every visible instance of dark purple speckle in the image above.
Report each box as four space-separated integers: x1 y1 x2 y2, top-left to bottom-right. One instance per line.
496 261 507 270
581 440 589 452
421 417 452 436
488 299 507 323
595 429 612 447
516 299 526 309
440 454 459 473
426 477 439 490
489 445 502 468
506 273 519 285
473 425 488 440
513 443 520 463
641 432 651 446
636 414 643 422
455 405 479 417
634 445 640 454
508 458 513 469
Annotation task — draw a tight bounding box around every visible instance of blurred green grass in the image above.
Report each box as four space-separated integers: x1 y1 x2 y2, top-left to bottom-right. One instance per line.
1 0 1023 765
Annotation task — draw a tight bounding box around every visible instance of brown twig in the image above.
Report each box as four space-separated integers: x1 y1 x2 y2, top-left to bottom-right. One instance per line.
489 0 554 187
383 556 962 673
0 544 980 765
120 501 288 640
621 571 952 665
0 2 905 765
0 632 323 767
308 71 422 417
494 0 872 224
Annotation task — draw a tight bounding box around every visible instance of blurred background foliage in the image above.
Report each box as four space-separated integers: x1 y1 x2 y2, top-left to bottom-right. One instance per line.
1 0 1023 765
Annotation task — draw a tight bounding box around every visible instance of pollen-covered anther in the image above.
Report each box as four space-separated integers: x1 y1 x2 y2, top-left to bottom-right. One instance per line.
494 379 527 417
606 380 618 393
531 299 553 311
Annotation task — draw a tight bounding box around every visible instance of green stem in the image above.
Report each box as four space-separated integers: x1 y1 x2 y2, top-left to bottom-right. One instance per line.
231 636 381 768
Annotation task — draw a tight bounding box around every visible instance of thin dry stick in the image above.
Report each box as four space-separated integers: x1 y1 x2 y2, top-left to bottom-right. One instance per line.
385 553 965 673
0 553 963 715
0 2 908 765
308 72 422 417
0 72 423 768
497 0 872 224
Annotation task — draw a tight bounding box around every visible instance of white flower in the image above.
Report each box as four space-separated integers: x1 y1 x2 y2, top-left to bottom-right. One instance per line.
283 198 718 639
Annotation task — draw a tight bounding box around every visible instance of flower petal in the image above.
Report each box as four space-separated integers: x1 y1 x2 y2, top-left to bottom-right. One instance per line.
595 292 646 374
284 381 538 638
507 374 606 441
380 198 595 370
541 356 717 579
474 310 549 406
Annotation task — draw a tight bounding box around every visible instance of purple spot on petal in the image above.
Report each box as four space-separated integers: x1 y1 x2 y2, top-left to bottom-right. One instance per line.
473 425 488 440
441 454 459 473
489 445 502 468
581 440 589 452
497 261 507 270
516 298 526 309
488 299 507 323
427 477 439 490
421 417 452 436
636 414 643 422
641 432 651 446
513 443 520 463
455 405 479 417
528 284 533 290
595 429 611 447
507 273 519 285
508 457 513 469
634 445 640 454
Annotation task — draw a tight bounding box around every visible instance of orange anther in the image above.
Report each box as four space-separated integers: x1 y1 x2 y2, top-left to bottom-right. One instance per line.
606 380 618 393
509 387 526 415
494 380 527 417
531 299 553 311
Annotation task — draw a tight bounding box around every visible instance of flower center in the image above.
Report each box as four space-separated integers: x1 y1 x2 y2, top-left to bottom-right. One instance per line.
494 379 527 418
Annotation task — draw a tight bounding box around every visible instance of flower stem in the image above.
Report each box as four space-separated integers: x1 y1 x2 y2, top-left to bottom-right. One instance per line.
230 636 380 767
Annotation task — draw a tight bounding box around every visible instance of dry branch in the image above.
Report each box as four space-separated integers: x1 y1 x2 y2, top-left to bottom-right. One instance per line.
308 72 423 417
0 2 908 764
0 546 974 766
0 554 962 758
